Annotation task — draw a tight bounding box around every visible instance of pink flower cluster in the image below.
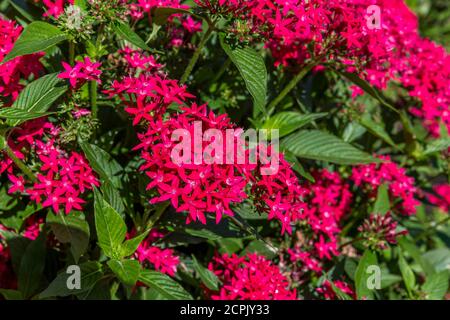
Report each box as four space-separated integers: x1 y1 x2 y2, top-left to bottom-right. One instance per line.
58 57 102 88
105 52 193 123
287 169 352 273
351 156 419 216
195 1 449 136
135 104 251 224
133 229 179 276
1 119 99 214
119 47 163 72
250 154 309 235
426 184 450 214
108 51 337 235
33 0 74 17
208 253 297 300
0 18 43 100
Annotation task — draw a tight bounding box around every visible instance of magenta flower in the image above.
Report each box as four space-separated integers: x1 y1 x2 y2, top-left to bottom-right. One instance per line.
58 57 102 88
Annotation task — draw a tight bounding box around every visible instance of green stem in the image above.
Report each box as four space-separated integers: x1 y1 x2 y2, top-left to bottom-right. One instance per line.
210 57 231 86
90 80 98 119
266 61 317 111
146 201 170 230
180 24 214 84
69 41 75 66
5 145 37 182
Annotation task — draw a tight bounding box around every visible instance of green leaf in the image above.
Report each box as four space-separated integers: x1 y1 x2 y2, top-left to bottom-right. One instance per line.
11 73 67 116
336 71 398 113
220 35 267 114
107 259 141 286
354 250 378 300
373 183 390 214
39 261 103 299
0 134 6 151
112 21 151 51
120 230 149 257
138 270 193 300
262 112 327 138
18 235 46 299
74 0 87 11
2 21 68 63
421 271 449 300
0 289 23 300
94 189 127 259
399 238 435 276
359 115 397 148
101 181 125 214
80 142 123 188
0 108 52 125
422 248 450 274
282 150 315 182
46 211 90 263
241 240 278 259
192 255 220 291
398 253 416 296
424 137 450 155
282 130 378 165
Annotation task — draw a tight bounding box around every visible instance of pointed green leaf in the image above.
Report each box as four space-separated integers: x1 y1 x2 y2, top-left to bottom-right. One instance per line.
282 130 378 165
47 211 90 263
355 250 378 300
94 190 127 259
112 21 151 51
39 261 103 299
220 35 267 114
108 259 141 286
2 21 68 63
80 142 123 188
18 235 46 299
373 183 390 214
262 112 327 137
422 271 449 300
398 253 416 296
192 255 220 291
138 270 193 300
12 73 67 112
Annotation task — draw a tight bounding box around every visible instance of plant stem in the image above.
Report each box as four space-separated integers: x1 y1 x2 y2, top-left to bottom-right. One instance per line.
146 201 170 230
69 41 75 66
339 237 364 250
5 145 37 182
210 57 231 86
90 80 98 119
266 61 317 111
180 24 214 85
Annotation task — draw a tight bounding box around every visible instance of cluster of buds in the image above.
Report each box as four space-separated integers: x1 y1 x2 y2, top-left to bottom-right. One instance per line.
358 212 408 250
57 5 94 40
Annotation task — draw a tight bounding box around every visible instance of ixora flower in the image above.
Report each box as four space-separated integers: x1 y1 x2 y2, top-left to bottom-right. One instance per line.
207 253 297 300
